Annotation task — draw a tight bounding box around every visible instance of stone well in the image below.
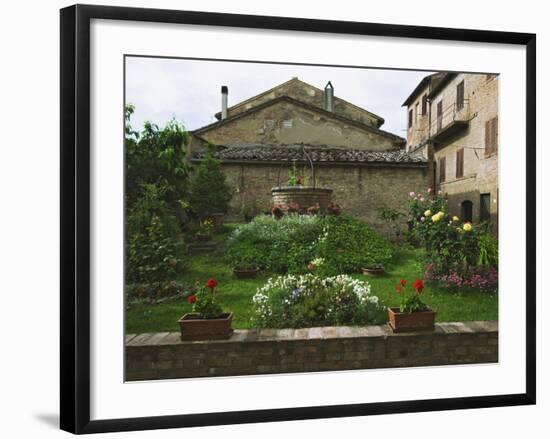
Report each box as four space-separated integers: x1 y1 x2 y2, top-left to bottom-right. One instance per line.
271 186 333 209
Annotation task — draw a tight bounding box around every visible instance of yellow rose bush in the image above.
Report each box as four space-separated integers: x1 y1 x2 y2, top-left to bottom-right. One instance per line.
407 189 498 292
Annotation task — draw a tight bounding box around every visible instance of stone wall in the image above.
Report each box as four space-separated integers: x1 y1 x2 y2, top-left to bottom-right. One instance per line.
220 162 428 232
125 321 498 381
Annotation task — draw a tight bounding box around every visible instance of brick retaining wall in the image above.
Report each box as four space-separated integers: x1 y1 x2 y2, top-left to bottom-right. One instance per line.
125 321 498 381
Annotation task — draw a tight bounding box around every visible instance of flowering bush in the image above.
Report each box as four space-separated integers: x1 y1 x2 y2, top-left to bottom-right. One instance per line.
187 278 224 319
394 278 428 313
252 274 383 328
408 190 496 274
425 264 498 292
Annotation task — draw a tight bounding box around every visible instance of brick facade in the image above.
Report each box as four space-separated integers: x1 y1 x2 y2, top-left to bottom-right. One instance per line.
219 162 427 231
404 73 499 231
126 321 498 381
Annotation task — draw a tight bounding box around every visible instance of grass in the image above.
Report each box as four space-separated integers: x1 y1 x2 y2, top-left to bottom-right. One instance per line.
126 224 498 334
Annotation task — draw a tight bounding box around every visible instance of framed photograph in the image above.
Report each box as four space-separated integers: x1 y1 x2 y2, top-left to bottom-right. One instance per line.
60 4 536 434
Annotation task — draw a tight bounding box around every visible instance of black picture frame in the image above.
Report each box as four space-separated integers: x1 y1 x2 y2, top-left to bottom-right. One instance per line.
60 4 536 434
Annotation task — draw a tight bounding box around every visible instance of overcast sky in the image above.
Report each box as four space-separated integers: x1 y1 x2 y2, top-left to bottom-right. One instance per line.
125 56 432 138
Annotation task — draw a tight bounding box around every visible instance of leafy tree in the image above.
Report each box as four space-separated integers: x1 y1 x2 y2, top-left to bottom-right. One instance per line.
189 150 232 217
125 104 190 284
125 104 190 208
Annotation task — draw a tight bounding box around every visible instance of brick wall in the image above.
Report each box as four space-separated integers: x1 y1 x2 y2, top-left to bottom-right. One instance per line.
126 321 498 381
221 162 428 232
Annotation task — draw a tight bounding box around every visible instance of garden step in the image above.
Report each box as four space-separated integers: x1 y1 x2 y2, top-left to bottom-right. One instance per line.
188 241 217 254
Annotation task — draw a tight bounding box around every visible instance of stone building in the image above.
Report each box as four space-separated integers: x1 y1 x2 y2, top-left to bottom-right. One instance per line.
403 73 499 231
190 77 429 230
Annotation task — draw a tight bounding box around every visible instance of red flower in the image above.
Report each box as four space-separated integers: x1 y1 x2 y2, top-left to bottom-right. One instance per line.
206 278 218 290
187 294 196 304
412 279 424 294
399 279 407 286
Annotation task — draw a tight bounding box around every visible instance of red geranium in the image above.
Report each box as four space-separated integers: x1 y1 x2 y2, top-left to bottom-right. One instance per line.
412 279 424 294
206 278 218 290
399 279 407 286
187 294 196 304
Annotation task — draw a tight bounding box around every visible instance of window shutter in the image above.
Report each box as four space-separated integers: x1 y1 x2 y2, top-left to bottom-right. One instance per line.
421 94 427 115
456 148 464 178
493 116 498 153
439 156 446 183
408 109 413 128
456 81 464 111
485 117 498 156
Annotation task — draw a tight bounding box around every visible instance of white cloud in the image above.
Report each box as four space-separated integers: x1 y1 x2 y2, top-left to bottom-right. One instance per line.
125 56 432 137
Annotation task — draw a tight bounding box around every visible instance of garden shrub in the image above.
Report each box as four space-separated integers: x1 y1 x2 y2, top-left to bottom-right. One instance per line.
225 215 324 272
126 183 187 284
252 274 383 328
188 150 232 217
317 215 394 274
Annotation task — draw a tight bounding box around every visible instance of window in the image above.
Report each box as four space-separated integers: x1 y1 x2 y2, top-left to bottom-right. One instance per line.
456 148 464 178
415 103 419 123
439 156 446 183
408 109 413 128
282 119 293 129
456 80 464 111
461 200 473 223
437 100 443 131
421 94 428 116
485 116 499 156
480 194 491 222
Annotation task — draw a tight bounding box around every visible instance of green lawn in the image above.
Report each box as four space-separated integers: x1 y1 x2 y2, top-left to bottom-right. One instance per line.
126 224 498 334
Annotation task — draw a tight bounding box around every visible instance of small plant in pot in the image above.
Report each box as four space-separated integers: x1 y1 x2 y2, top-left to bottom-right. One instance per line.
361 264 385 276
178 278 233 340
231 253 260 278
195 218 214 241
387 278 436 332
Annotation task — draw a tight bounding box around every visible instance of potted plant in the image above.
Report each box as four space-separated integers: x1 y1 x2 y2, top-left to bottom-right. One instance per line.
361 264 385 276
231 253 260 278
195 218 214 241
233 264 260 279
178 278 233 340
387 278 436 332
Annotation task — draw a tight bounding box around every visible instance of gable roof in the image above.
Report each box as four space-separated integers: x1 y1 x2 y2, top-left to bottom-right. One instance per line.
214 77 385 127
402 72 456 107
193 95 404 144
192 143 426 165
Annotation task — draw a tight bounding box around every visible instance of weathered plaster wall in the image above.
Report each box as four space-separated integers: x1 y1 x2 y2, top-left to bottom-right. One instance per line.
200 100 398 150
224 78 382 127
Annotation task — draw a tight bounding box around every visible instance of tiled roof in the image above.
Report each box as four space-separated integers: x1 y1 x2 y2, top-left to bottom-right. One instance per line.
193 144 427 164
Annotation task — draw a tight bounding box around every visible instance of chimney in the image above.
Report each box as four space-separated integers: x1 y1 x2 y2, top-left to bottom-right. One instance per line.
221 85 228 120
324 81 334 112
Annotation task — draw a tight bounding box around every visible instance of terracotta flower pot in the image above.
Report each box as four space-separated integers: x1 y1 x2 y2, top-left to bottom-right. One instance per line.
387 306 436 333
178 312 234 341
361 266 385 276
233 267 259 279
